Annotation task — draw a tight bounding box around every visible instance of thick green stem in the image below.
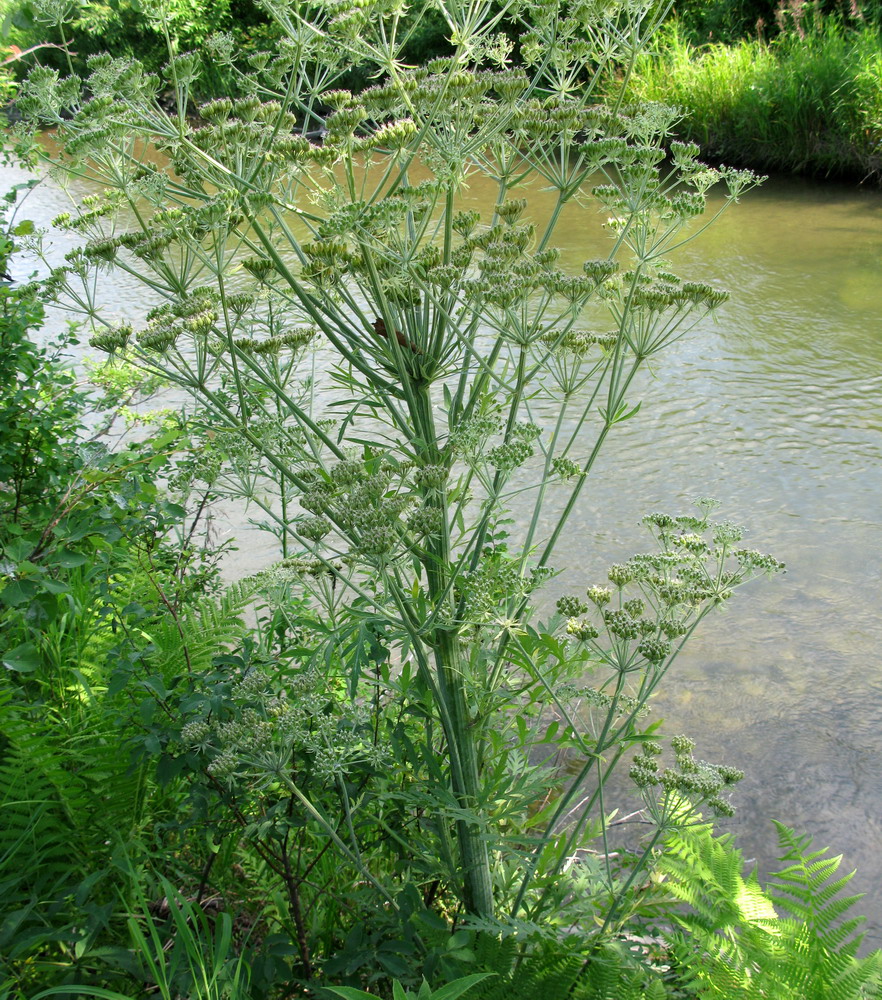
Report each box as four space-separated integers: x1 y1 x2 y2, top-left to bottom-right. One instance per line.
433 629 494 917
412 385 494 918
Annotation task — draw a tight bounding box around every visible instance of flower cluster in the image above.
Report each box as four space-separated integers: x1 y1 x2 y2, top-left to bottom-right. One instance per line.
178 662 387 786
557 505 783 673
302 461 396 551
457 556 554 627
487 422 542 472
630 735 744 818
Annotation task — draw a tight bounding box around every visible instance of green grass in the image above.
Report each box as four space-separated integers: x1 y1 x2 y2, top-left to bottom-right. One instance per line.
620 22 882 182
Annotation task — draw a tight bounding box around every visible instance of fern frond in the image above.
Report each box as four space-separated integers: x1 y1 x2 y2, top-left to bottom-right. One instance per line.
578 941 668 1000
470 941 583 1000
147 579 256 679
660 821 882 1000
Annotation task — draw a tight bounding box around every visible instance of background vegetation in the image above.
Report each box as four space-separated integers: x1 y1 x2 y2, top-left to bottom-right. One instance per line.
2 0 882 179
619 14 882 181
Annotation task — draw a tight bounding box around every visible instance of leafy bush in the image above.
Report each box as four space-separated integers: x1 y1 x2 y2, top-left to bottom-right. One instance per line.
2 0 267 102
0 189 231 995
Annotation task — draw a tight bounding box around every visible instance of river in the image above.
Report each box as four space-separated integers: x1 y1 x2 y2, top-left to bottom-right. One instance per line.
4 152 882 940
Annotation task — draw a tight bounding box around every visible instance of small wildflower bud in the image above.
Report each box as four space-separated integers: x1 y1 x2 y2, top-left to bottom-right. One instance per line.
624 598 645 618
248 50 270 71
186 309 216 333
232 96 261 120
551 457 581 481
326 105 368 137
524 245 559 272
426 56 455 73
323 89 356 109
659 770 681 792
670 735 695 756
660 618 688 638
413 464 447 491
330 459 364 485
608 564 633 587
605 609 640 640
582 259 619 282
493 69 529 102
718 765 744 785
298 516 331 541
282 328 317 350
641 740 662 757
84 236 120 263
630 758 659 788
355 524 397 556
557 595 588 617
530 566 555 588
644 512 675 530
207 749 239 781
371 118 417 149
674 532 709 555
200 98 233 122
243 256 275 283
130 234 172 261
488 439 534 471
164 51 200 86
226 293 256 315
566 618 599 641
423 264 457 290
180 719 212 750
452 210 481 238
255 100 282 122
637 636 670 662
586 585 611 607
138 326 178 353
708 797 735 817
713 521 744 545
671 140 701 167
89 324 132 354
407 506 443 537
246 191 275 211
497 198 527 225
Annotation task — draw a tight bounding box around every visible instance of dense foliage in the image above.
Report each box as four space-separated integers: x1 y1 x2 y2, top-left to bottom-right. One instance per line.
1 0 881 996
618 17 882 181
668 0 881 44
3 0 882 179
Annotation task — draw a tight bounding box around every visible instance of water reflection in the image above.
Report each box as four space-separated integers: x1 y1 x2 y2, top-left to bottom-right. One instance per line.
5 151 882 940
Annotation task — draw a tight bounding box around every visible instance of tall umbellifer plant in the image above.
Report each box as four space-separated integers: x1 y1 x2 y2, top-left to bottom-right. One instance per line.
17 0 780 926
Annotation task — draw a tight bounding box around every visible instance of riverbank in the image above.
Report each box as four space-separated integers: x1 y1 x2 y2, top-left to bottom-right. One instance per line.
615 23 882 184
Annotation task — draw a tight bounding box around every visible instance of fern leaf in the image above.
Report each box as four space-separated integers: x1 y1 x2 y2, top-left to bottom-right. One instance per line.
661 821 882 1000
147 579 255 679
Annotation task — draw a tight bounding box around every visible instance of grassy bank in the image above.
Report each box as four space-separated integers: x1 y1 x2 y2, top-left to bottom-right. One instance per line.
620 23 882 182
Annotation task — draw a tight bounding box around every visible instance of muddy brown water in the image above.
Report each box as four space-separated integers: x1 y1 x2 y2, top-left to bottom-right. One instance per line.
5 152 882 940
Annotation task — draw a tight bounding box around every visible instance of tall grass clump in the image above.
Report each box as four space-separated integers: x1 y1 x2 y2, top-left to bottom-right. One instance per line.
621 20 882 181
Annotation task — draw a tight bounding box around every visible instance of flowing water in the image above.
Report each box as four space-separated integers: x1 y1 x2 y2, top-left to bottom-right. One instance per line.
5 153 882 939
